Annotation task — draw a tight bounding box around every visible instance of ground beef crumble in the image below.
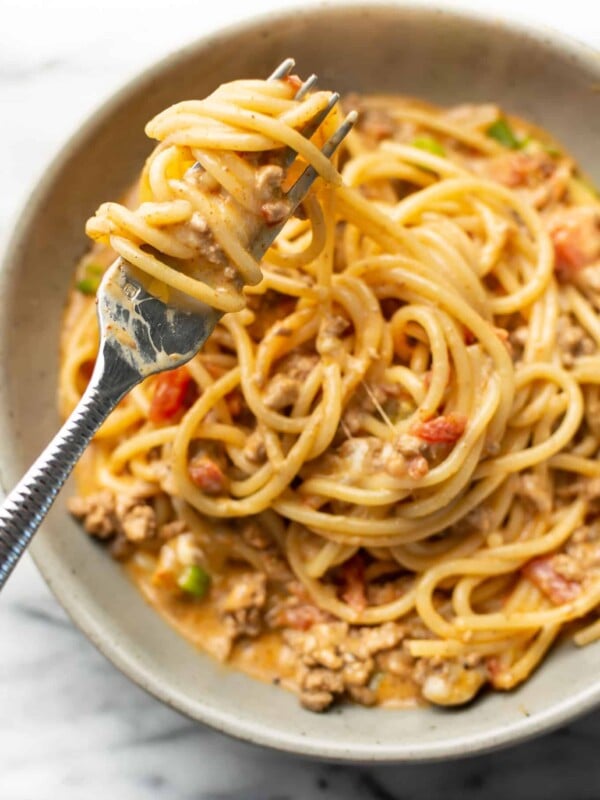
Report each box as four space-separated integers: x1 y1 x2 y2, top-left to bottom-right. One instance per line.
68 491 116 538
556 315 596 367
283 621 405 711
68 491 162 559
261 351 320 409
221 571 268 639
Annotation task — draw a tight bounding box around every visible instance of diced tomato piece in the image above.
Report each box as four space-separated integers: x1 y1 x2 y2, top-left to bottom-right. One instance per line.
339 553 367 613
522 556 580 605
284 74 303 91
553 230 589 281
548 207 600 282
149 367 194 423
188 456 226 494
412 413 467 444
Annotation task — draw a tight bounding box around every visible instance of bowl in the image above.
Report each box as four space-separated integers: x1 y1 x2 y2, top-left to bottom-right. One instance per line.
1 3 599 763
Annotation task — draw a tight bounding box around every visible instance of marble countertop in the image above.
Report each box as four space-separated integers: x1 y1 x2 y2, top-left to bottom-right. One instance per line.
1 1 599 797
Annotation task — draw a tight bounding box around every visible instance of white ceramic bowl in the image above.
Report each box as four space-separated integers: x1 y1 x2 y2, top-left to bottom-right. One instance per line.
1 3 599 762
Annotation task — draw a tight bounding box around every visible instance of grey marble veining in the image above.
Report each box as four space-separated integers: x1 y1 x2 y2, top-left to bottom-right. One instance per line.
1 2 599 798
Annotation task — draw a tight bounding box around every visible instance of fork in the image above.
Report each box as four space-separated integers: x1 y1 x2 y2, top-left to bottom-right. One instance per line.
0 59 355 590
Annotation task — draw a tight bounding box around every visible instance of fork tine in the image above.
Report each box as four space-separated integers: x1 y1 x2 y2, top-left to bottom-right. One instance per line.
268 61 335 170
281 91 340 170
284 111 358 208
268 58 296 81
269 61 317 101
294 73 318 100
320 110 357 158
266 62 342 174
297 91 339 140
249 111 356 261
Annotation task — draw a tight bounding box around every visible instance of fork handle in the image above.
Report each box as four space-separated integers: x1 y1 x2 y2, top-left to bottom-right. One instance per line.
0 379 123 590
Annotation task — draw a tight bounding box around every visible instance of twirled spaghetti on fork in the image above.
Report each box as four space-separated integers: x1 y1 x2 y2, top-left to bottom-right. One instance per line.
62 74 600 711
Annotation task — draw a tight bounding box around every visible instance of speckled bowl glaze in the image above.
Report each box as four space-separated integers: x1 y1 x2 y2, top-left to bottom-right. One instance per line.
1 3 599 762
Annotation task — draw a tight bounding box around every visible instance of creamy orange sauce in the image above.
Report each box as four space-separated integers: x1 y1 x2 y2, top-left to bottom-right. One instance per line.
377 673 422 708
126 558 420 708
127 560 299 693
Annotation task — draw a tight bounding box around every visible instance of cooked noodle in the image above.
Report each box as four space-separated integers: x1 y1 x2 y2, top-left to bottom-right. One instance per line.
62 80 600 710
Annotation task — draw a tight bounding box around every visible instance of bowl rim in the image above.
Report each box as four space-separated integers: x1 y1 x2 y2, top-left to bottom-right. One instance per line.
3 0 600 763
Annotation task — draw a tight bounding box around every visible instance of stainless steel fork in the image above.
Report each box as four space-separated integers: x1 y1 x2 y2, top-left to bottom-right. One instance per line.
0 59 355 590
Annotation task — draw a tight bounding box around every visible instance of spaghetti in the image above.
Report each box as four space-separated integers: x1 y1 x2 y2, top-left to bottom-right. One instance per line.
63 82 600 711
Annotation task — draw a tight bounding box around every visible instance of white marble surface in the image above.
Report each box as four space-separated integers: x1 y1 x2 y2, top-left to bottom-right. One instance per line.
1 1 600 797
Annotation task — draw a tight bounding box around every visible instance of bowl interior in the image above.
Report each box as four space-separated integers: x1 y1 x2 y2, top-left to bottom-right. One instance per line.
1 4 600 762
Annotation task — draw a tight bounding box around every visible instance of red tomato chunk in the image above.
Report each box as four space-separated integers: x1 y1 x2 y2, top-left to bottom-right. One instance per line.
548 207 600 282
522 556 580 605
412 413 467 444
189 457 226 495
149 367 194 423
